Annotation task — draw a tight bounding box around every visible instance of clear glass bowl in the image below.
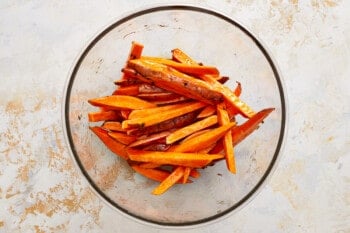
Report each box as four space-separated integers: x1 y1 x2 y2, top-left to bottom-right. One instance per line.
63 5 286 227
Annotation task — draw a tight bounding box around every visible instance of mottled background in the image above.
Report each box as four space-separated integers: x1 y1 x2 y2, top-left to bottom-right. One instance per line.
0 1 349 232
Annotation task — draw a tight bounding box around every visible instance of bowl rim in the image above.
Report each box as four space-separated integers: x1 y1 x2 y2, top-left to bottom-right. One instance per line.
62 3 288 229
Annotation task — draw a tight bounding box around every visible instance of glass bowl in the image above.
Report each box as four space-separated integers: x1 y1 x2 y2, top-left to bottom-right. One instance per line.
63 4 286 227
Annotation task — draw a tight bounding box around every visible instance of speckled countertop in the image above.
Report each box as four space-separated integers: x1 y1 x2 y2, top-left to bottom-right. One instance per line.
1 1 349 232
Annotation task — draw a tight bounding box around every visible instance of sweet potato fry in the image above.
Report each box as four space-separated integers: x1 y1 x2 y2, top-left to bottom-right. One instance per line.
128 131 171 148
182 167 191 184
122 101 206 129
108 132 137 145
180 129 211 143
127 59 223 105
169 122 235 153
141 143 170 151
132 165 191 184
217 103 236 174
121 41 144 80
197 105 216 118
88 111 121 122
166 115 218 144
128 102 195 119
127 111 197 136
197 143 217 154
152 167 185 195
131 165 170 182
102 121 125 132
114 77 143 86
88 95 156 110
210 108 275 154
138 83 166 93
90 126 128 160
148 96 189 106
137 92 180 101
231 108 275 145
113 85 139 96
171 48 255 118
127 149 224 168
140 56 220 76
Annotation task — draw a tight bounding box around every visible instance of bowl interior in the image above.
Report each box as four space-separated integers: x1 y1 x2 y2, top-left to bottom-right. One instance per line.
64 5 286 226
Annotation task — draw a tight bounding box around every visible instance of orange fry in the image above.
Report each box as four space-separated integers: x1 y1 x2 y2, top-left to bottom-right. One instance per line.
152 166 185 195
88 95 156 110
108 132 137 145
217 103 236 174
113 85 139 96
122 101 206 129
102 121 125 132
166 115 218 144
88 111 121 122
128 102 197 119
182 167 191 184
169 122 235 153
90 126 128 160
131 165 170 182
140 56 219 76
127 149 224 168
197 105 216 118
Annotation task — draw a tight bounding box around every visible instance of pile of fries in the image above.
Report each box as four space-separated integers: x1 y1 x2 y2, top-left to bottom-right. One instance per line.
88 42 274 195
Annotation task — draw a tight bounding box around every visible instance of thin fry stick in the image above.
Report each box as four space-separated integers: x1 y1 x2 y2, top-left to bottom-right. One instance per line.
169 122 235 153
217 103 236 174
88 95 156 110
166 115 218 144
127 149 224 168
122 102 206 129
140 56 219 76
197 105 216 118
88 111 121 122
152 167 185 195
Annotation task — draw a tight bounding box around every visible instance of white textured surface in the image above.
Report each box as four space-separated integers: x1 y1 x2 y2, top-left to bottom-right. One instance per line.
1 1 349 232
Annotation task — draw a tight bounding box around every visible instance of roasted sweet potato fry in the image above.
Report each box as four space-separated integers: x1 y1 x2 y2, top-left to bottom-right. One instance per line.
166 115 218 144
171 48 255 118
90 126 128 160
137 92 180 101
231 108 275 145
122 101 206 129
197 105 216 118
140 56 220 76
127 59 223 105
88 95 156 110
169 122 235 153
131 165 170 182
113 85 139 96
127 149 224 168
121 41 144 81
132 165 191 184
128 131 171 148
217 103 236 174
128 102 196 119
152 167 185 195
108 131 137 145
88 111 121 122
182 167 191 184
127 111 197 136
102 121 125 132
